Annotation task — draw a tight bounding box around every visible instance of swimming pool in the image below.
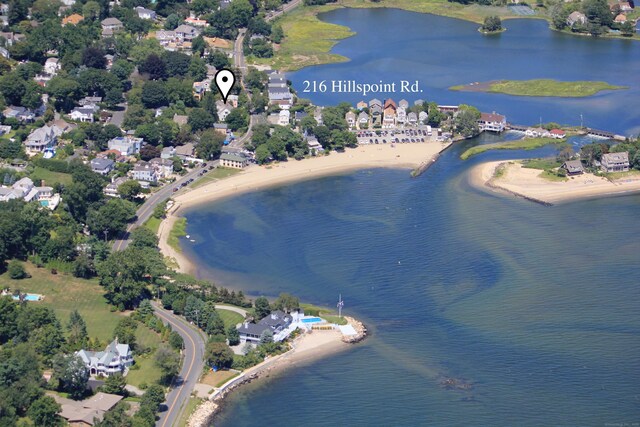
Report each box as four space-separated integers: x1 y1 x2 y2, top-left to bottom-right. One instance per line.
12 293 42 301
301 317 323 324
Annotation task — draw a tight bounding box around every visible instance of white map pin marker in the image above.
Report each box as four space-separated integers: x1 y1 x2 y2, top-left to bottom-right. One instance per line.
215 69 235 104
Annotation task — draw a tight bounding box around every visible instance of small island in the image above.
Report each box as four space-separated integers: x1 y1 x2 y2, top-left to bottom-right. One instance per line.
450 79 627 97
478 16 506 34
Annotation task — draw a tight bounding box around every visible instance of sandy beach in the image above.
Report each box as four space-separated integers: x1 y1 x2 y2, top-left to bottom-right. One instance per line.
159 143 449 273
469 160 640 204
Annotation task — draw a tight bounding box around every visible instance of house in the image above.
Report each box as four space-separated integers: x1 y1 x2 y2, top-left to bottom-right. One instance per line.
0 32 25 46
76 338 132 377
477 112 506 132
345 111 356 128
134 6 156 19
57 393 123 426
369 100 383 125
79 96 102 106
383 99 397 128
24 125 59 155
174 24 200 42
438 105 459 114
268 87 293 107
173 114 188 127
108 136 143 156
155 30 175 47
525 127 550 138
4 106 36 123
358 111 369 127
396 107 407 125
601 152 629 173
550 129 566 139
214 123 228 136
216 101 233 121
175 143 196 161
227 94 239 108
185 16 209 27
103 176 128 197
161 146 176 159
562 160 584 175
237 310 294 344
278 109 290 126
414 99 425 106
418 111 428 124
614 13 627 23
567 11 587 27
149 157 174 178
220 152 248 169
369 99 382 109
61 13 83 26
398 99 409 109
407 112 418 126
101 17 123 37
618 1 633 11
269 73 287 88
307 135 324 154
294 111 308 123
356 101 368 110
44 57 61 75
69 107 96 123
132 161 157 184
91 158 114 175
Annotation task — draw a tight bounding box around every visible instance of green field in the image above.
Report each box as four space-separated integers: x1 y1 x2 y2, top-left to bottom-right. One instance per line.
0 262 123 341
144 216 162 234
216 308 244 329
168 218 187 253
29 166 73 186
460 137 565 160
451 79 626 97
190 167 241 189
126 352 163 388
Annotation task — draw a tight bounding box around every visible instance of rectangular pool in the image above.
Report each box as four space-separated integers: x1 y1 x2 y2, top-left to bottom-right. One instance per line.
301 317 323 324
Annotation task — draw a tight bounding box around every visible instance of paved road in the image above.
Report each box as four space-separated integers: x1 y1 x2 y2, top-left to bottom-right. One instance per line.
266 0 303 22
152 302 206 427
111 164 212 251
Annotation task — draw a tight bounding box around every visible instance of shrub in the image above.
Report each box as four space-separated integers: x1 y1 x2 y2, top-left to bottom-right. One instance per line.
8 260 27 279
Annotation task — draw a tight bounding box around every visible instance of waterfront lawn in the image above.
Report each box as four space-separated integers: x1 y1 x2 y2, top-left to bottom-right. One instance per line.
0 262 122 342
451 79 626 97
168 218 187 253
216 309 244 329
299 303 347 324
460 137 565 160
190 167 241 189
143 216 162 234
265 6 354 71
200 369 239 387
30 166 73 186
321 315 348 326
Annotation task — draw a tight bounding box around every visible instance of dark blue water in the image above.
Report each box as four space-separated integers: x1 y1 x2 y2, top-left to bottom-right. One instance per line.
182 135 640 426
289 9 640 136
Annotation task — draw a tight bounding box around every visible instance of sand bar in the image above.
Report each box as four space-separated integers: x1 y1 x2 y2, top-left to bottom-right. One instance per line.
469 160 640 204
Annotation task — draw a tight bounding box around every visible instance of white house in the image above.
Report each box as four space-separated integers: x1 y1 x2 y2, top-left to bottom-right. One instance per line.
357 111 369 128
407 112 418 126
0 177 60 209
418 111 428 124
216 101 233 121
396 107 407 125
149 157 174 178
132 161 157 184
90 158 114 175
601 152 630 173
134 6 156 20
44 58 61 75
567 11 587 27
174 24 200 42
24 125 59 155
237 311 294 344
278 109 290 126
108 136 143 156
69 106 95 123
76 339 133 377
345 111 356 129
477 112 506 132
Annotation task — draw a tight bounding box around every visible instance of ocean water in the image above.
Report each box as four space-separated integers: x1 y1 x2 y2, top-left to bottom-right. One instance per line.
181 134 640 426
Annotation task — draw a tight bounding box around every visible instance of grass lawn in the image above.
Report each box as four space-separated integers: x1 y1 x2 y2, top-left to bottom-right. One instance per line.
299 302 346 324
320 314 348 325
168 218 187 253
199 369 239 388
0 262 123 342
460 137 566 160
29 166 73 186
539 170 568 182
126 352 162 388
451 79 626 97
606 170 640 180
177 397 203 427
521 158 562 170
216 309 244 329
190 167 241 189
143 216 162 234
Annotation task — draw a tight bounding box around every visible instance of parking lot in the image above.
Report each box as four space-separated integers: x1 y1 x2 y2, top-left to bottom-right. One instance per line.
356 126 443 145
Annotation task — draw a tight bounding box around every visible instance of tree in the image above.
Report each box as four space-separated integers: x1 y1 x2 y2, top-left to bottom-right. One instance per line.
454 105 481 137
87 198 137 240
169 331 183 350
227 325 240 346
140 384 164 412
259 329 273 345
82 0 100 20
254 144 270 164
620 20 635 37
196 129 224 160
8 260 27 279
139 54 167 80
188 108 216 132
67 310 88 351
27 395 61 426
154 345 180 384
104 87 124 109
130 227 159 249
113 317 138 348
583 0 613 27
100 374 127 396
0 74 25 105
164 13 182 30
273 293 299 313
254 296 270 320
141 80 169 108
224 108 249 131
205 341 234 369
481 16 502 32
163 51 191 78
82 47 107 69
52 354 89 400
117 180 142 202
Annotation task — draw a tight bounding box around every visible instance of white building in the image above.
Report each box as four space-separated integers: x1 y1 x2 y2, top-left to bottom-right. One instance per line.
477 112 506 132
44 58 61 75
134 6 156 20
278 109 290 126
132 161 157 184
69 107 95 123
220 152 248 169
108 136 144 156
24 125 60 156
76 339 133 377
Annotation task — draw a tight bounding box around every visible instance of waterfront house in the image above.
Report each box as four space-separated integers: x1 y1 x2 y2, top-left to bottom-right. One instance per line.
562 160 584 175
618 1 633 11
398 99 409 109
24 125 59 156
345 111 356 128
269 73 287 89
525 127 550 138
237 310 294 344
614 13 627 23
56 392 123 426
356 101 368 110
396 107 407 125
76 338 133 377
268 87 293 107
132 161 158 185
220 152 249 169
567 11 587 27
134 6 156 20
550 129 566 139
601 152 629 173
307 135 324 154
478 112 506 132
383 99 397 128
408 112 418 126
91 158 114 175
358 111 369 128
419 111 428 124
108 136 143 156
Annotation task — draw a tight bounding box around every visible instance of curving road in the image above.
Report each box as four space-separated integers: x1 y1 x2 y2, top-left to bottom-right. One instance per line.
152 302 206 427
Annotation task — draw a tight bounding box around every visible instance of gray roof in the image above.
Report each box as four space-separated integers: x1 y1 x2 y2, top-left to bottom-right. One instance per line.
562 160 583 173
101 17 122 26
258 310 292 328
602 152 629 163
237 322 270 336
91 158 114 170
220 152 247 162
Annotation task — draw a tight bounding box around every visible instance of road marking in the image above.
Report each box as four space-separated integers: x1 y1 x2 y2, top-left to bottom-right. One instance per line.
154 307 200 427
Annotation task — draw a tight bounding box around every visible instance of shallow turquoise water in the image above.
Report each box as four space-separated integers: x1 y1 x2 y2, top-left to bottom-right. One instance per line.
182 135 640 426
